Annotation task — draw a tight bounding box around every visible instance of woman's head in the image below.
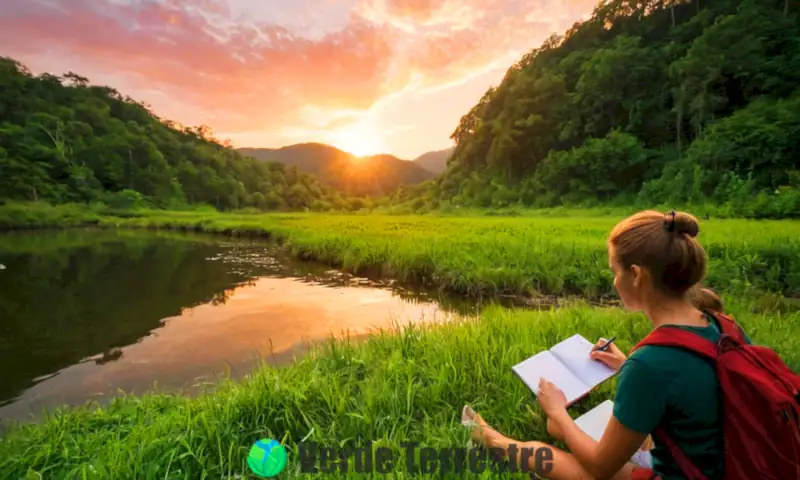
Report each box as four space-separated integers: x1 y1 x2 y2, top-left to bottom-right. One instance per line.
607 210 707 311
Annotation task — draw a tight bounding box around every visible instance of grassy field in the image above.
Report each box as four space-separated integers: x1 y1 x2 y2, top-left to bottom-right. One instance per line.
1 202 799 478
1 302 798 479
1 202 799 299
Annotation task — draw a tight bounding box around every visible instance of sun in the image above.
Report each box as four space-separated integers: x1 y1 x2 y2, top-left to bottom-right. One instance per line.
330 122 384 157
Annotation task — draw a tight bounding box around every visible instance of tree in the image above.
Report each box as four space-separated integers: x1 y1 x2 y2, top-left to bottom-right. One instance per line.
0 56 343 211
430 0 800 216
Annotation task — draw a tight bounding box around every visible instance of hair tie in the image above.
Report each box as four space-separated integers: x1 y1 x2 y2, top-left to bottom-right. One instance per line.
664 210 676 232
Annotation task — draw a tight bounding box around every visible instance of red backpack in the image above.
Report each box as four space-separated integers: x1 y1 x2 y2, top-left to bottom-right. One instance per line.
631 312 800 480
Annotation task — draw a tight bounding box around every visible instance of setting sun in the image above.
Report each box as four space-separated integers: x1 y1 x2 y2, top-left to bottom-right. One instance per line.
329 122 385 157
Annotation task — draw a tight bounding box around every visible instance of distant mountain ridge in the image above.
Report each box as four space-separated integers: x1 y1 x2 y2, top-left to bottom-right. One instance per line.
238 143 436 197
412 147 454 175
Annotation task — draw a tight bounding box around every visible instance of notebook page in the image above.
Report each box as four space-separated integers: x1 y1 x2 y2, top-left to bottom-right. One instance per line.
550 334 616 389
574 399 614 442
575 400 651 465
512 350 590 404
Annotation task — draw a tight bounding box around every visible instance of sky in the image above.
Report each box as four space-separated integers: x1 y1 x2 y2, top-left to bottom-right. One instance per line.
0 0 597 159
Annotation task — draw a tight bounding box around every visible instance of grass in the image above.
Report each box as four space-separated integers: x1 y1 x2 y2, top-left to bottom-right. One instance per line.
8 203 793 299
1 300 797 479
4 202 800 299
1 202 799 478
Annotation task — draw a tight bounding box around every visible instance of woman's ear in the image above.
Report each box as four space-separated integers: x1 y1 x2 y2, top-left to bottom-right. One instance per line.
630 264 642 289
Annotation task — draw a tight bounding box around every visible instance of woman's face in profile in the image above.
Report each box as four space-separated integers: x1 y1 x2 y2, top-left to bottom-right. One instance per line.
608 245 641 311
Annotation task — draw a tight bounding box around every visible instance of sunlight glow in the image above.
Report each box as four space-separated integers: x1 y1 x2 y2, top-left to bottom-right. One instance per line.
329 121 385 157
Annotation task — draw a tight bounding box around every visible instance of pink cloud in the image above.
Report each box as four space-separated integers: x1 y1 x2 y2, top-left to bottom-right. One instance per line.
0 0 597 148
1 0 393 130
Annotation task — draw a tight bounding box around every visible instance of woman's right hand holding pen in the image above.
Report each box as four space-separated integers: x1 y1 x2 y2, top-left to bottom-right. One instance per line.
590 338 627 371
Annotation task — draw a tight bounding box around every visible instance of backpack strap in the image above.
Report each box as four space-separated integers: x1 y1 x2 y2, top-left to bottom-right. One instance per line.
631 322 724 480
631 326 718 359
651 426 709 480
709 311 748 344
630 311 743 357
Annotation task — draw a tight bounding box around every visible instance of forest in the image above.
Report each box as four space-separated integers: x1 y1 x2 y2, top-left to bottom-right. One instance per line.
0 58 370 212
405 0 800 217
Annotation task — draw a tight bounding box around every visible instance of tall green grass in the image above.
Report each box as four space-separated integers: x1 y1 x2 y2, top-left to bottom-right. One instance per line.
2 202 799 298
1 203 799 478
1 300 797 479
104 210 800 299
0 201 103 229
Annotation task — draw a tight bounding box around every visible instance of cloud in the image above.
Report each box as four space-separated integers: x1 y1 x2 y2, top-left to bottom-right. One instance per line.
0 0 598 151
0 0 393 130
372 0 449 22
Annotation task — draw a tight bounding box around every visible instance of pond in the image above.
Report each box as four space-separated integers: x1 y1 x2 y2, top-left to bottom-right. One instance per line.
0 229 484 423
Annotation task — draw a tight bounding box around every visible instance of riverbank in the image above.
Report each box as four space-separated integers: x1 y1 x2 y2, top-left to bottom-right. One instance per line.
1 300 797 478
1 202 799 300
1 203 799 477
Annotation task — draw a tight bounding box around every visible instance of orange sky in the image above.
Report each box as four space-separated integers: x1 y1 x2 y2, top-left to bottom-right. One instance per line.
0 0 597 159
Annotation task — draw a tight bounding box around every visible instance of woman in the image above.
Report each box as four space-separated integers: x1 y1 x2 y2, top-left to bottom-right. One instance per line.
471 210 748 479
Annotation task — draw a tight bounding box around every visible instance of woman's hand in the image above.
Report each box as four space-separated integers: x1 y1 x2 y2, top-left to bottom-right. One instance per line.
589 338 627 371
537 378 568 417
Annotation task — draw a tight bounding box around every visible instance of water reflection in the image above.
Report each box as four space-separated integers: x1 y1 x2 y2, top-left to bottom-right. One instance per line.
0 229 473 421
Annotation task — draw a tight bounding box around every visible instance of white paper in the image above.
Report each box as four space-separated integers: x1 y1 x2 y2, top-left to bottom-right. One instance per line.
574 399 614 442
512 350 589 404
574 400 652 465
550 334 617 388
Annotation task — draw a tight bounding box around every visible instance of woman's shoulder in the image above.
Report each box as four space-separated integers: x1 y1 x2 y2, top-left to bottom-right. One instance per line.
628 339 713 372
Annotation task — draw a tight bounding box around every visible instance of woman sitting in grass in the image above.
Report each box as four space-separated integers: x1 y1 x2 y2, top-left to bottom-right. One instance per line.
471 210 743 480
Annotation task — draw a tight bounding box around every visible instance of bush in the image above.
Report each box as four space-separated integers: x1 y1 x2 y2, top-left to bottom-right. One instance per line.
104 189 147 210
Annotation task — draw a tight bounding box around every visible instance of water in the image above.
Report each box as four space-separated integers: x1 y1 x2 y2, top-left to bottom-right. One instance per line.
0 229 480 422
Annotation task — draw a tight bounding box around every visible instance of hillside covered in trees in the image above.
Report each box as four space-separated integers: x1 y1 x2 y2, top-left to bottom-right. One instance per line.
0 58 369 212
417 0 800 217
238 143 435 197
3 0 798 217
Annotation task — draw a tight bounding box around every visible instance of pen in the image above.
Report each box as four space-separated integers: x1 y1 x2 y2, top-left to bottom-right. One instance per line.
594 336 616 352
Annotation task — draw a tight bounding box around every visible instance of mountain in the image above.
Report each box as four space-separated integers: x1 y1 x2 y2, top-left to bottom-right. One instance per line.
238 143 436 197
412 147 454 175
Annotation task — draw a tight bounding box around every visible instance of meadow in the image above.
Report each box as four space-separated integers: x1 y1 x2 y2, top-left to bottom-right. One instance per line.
1 302 798 479
0 202 799 478
1 201 799 299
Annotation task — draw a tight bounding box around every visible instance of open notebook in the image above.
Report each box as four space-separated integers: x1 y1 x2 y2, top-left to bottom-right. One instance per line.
574 400 653 467
512 334 616 405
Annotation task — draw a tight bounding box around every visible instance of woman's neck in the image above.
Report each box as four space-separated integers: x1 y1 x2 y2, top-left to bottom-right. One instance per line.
644 295 708 329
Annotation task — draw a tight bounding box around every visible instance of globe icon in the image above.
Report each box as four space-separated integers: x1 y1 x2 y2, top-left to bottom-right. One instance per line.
247 438 287 478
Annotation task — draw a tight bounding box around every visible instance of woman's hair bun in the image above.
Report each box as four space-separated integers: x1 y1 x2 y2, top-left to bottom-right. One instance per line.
673 211 700 238
691 286 722 312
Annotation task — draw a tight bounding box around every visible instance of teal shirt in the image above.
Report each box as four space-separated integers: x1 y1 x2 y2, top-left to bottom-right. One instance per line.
612 315 751 479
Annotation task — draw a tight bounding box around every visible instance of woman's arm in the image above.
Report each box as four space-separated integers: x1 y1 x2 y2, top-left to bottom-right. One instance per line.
537 355 667 479
548 409 647 479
